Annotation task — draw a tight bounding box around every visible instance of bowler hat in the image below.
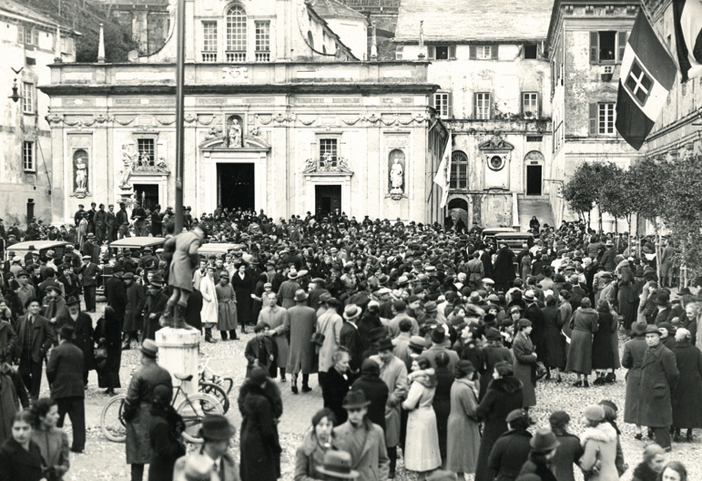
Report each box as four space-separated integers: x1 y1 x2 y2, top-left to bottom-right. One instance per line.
200 414 235 441
316 450 359 480
376 337 393 352
654 293 670 306
343 304 361 321
529 428 560 452
140 339 159 358
342 390 371 409
59 324 75 340
632 322 647 335
294 289 308 302
66 296 80 306
644 324 661 336
431 325 446 344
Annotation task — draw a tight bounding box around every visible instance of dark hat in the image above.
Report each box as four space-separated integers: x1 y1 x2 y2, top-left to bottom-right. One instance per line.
17 270 29 278
200 414 235 441
529 428 560 453
409 336 426 351
654 293 670 305
506 409 529 423
122 272 135 280
658 322 675 334
59 324 75 340
632 322 647 335
518 319 533 329
424 301 437 313
149 273 164 287
316 450 359 480
342 390 371 409
678 287 691 296
253 323 269 333
248 367 269 385
343 304 361 321
549 411 571 429
294 289 309 302
494 360 514 377
583 405 605 422
486 328 502 342
431 325 446 344
644 324 661 336
45 284 62 294
140 339 159 358
66 296 80 306
376 337 393 352
455 360 475 377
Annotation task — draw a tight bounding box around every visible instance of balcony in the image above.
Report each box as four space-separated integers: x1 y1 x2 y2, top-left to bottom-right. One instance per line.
226 51 246 62
202 52 217 63
255 52 271 62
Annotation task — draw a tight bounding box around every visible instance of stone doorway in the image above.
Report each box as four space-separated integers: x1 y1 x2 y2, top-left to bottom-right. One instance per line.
218 163 255 212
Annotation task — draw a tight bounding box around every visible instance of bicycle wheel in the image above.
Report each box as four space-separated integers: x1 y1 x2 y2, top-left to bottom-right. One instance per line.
199 382 230 414
176 393 224 443
220 377 234 395
100 394 127 443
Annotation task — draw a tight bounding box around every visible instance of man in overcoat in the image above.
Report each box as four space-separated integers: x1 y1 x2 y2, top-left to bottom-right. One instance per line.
163 224 206 328
286 289 317 393
14 298 54 400
639 324 679 450
53 296 95 386
258 292 289 381
79 254 99 312
123 273 145 349
47 325 86 453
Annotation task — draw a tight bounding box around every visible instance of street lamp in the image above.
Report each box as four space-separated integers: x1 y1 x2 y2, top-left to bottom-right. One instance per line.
9 78 21 103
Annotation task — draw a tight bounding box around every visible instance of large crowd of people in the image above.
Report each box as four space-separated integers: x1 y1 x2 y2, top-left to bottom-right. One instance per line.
0 203 700 481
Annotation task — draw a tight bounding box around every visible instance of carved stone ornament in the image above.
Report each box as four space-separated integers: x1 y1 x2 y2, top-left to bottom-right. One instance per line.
303 156 353 174
222 67 249 83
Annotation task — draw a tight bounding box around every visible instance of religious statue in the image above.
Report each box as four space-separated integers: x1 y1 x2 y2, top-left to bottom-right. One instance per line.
390 157 404 193
119 144 139 189
74 157 87 193
227 119 242 148
139 150 152 166
322 151 334 169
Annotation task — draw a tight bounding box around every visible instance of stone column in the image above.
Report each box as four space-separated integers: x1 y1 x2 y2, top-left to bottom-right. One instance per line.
155 327 200 396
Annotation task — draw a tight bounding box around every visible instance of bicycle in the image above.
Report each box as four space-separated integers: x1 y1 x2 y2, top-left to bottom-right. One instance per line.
100 372 223 444
198 354 234 395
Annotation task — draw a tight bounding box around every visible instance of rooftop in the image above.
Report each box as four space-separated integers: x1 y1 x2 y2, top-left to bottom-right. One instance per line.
310 0 368 21
395 0 554 43
1 0 78 33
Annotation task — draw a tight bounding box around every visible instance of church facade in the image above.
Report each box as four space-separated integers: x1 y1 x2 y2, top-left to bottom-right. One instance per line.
42 0 448 225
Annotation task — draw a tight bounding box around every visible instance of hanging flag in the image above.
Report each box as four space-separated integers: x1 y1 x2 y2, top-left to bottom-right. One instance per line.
434 132 451 209
616 9 677 151
673 0 702 82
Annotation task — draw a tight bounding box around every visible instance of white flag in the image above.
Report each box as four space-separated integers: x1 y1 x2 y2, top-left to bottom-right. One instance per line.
434 135 451 208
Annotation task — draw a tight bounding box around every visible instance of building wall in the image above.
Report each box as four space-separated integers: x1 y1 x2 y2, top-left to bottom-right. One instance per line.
0 12 76 227
325 18 367 60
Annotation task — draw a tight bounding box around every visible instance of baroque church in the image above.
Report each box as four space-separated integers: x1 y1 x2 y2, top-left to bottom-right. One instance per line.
42 0 448 225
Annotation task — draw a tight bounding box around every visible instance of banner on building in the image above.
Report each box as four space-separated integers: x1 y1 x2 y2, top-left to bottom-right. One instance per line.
615 10 677 150
673 0 702 82
434 132 452 209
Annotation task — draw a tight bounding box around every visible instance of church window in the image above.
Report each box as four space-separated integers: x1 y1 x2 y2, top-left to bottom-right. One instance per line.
320 139 338 166
226 5 247 62
255 21 270 62
137 139 155 166
450 151 468 190
202 21 218 62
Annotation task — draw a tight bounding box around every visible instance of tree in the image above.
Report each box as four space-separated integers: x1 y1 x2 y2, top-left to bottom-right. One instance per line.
562 163 599 226
599 164 637 238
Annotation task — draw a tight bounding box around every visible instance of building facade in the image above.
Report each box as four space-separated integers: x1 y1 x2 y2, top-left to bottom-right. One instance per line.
42 0 448 226
394 0 554 229
0 0 77 227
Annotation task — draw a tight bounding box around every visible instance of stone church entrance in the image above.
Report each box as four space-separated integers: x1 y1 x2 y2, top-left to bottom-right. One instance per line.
218 163 255 211
315 185 341 217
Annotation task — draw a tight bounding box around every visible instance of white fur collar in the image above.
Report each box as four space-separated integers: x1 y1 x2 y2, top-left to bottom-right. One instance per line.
580 422 617 445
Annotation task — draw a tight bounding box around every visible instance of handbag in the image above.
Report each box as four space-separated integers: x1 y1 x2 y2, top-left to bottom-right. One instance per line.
94 346 108 370
311 332 325 346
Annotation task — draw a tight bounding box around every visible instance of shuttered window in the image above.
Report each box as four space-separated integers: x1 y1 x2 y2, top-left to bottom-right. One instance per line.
589 102 615 134
590 31 628 63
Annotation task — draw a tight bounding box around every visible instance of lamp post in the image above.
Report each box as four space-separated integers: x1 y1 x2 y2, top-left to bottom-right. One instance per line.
9 79 21 103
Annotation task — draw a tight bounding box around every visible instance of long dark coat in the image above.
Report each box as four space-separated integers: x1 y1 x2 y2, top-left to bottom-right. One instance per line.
93 313 122 389
542 306 566 369
432 366 454 462
487 429 533 481
512 330 537 407
474 376 524 481
592 310 620 370
54 311 96 371
323 365 351 425
285 304 317 374
184 289 203 330
671 340 702 428
493 247 516 289
565 307 598 375
104 276 127 321
639 342 679 427
479 344 514 400
231 271 255 326
621 335 647 424
525 302 546 359
142 290 168 341
148 405 186 481
351 361 389 433
0 438 45 481
14 314 54 374
239 384 282 481
124 282 145 333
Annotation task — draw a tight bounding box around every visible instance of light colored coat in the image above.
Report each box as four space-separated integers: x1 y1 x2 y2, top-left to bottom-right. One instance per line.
259 306 290 368
316 308 343 373
199 275 218 326
369 354 408 448
402 371 441 472
579 422 619 481
446 378 480 474
333 420 389 481
286 304 317 374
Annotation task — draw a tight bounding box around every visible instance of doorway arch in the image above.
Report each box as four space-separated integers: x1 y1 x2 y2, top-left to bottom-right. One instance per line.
525 151 544 195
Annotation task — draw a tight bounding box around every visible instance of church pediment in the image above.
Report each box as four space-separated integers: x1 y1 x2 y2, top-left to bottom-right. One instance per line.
479 133 515 152
200 134 271 152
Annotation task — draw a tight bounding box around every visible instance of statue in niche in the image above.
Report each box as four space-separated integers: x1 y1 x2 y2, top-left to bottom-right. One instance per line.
389 149 405 197
120 144 139 189
226 119 243 148
74 150 88 195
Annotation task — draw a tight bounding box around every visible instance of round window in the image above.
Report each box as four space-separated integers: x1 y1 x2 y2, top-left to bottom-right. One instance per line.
488 155 505 171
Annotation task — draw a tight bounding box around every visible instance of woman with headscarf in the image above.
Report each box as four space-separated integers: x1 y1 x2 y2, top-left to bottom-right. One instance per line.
446 360 480 478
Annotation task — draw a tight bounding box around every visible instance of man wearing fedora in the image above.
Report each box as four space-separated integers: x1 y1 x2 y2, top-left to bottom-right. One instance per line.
47 324 86 453
143 273 168 341
421 326 459 373
124 339 173 481
517 427 560 481
340 304 364 376
638 324 679 450
79 253 99 312
173 414 240 481
286 289 317 393
15 298 54 401
53 295 96 387
333 390 389 481
316 450 360 480
277 269 301 309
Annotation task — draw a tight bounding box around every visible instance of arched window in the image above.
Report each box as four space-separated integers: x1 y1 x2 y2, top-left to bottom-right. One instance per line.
226 4 247 61
450 150 468 189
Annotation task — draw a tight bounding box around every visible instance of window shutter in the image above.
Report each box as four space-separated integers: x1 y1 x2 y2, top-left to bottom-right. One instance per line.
488 93 494 119
427 46 435 60
589 103 598 135
617 31 628 62
491 45 499 60
473 92 477 118
469 45 477 60
590 32 598 63
449 45 457 60
521 92 525 115
448 92 453 118
537 92 542 119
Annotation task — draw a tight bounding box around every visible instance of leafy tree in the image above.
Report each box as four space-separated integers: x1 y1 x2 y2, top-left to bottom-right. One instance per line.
562 163 599 225
599 164 637 236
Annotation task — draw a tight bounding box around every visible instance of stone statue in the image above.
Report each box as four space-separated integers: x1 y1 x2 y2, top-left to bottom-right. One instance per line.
390 157 404 192
139 150 151 166
75 157 87 192
227 119 242 148
120 144 139 189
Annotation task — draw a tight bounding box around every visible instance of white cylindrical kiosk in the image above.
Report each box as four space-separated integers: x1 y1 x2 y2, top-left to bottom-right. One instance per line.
156 327 200 395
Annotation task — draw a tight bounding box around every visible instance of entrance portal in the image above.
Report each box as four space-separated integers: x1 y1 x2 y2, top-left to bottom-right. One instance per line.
526 165 542 195
218 163 255 211
133 184 159 210
315 185 341 217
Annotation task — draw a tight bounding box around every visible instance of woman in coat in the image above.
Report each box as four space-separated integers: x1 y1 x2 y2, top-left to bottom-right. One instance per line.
630 444 666 481
621 322 648 439
565 298 599 386
671 328 702 442
579 405 619 481
316 298 343 387
474 361 524 481
199 266 218 343
480 328 514 400
93 306 122 395
351 359 388 432
322 349 351 425
432 351 454 464
148 384 185 481
402 355 441 476
512 319 538 408
446 360 480 477
30 398 70 481
541 295 566 380
592 300 620 385
0 411 45 481
294 408 337 481
215 274 238 341
239 368 282 481
617 259 637 332
231 262 255 330
493 244 516 293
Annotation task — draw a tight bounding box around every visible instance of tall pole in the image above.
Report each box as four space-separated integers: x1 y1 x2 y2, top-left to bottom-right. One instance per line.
174 0 186 233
